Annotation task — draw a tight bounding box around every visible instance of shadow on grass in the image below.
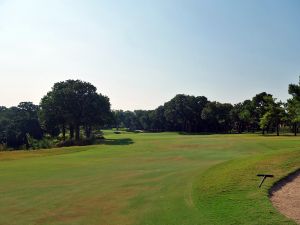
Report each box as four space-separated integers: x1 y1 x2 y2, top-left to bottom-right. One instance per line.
101 138 134 145
260 133 300 137
178 132 217 135
178 132 300 136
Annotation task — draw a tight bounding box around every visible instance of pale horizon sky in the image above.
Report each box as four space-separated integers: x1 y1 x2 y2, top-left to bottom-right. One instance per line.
0 0 300 110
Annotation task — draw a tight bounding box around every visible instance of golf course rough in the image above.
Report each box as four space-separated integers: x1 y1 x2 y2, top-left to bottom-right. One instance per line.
0 131 299 225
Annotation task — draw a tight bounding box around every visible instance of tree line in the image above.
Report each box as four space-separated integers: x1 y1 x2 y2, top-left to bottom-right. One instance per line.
0 80 111 150
113 79 300 136
1 78 300 150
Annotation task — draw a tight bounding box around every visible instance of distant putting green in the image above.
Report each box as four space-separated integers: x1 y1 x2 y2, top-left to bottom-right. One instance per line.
0 131 299 225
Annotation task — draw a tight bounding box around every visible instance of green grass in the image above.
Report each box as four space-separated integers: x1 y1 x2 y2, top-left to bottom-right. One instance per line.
0 131 299 225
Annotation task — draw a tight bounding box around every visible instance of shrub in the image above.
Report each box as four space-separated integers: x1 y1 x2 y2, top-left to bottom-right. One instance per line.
0 143 7 151
27 134 54 150
56 137 100 147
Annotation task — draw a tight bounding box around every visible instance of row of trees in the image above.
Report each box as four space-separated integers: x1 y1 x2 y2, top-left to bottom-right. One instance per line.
0 102 43 148
113 79 300 136
0 80 111 149
2 78 300 150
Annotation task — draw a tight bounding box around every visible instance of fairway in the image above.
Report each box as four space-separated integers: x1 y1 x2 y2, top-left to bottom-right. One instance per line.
0 131 299 225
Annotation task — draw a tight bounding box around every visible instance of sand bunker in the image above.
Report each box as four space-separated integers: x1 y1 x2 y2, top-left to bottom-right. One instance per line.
270 170 300 224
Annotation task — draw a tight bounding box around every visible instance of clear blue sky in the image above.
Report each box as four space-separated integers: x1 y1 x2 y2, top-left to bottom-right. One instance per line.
0 0 300 110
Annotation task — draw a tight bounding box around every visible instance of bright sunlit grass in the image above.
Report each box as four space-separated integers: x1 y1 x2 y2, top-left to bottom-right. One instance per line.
0 131 299 225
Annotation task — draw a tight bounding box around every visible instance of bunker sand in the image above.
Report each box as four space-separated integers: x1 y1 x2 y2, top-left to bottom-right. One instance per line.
270 170 300 224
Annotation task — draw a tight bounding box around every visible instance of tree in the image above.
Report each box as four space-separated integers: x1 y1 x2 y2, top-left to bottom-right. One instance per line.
259 96 285 136
163 94 191 131
40 80 111 141
201 102 233 133
151 106 167 131
17 102 43 140
134 110 152 131
252 92 273 134
0 103 43 149
164 94 208 132
40 91 67 140
287 99 300 135
287 78 300 135
230 100 255 133
81 93 111 138
0 107 8 145
113 110 124 130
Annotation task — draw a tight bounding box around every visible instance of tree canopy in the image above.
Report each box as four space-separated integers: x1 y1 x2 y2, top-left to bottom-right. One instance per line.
40 80 111 141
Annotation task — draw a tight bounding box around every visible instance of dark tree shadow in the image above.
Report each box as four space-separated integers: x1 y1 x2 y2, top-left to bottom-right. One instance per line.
100 138 134 145
178 132 215 135
260 134 300 137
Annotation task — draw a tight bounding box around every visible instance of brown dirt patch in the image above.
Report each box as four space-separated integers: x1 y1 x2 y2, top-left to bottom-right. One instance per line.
270 169 300 224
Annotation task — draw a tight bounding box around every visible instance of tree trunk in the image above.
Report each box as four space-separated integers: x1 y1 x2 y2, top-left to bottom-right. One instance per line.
187 121 192 133
262 129 265 135
70 125 74 139
183 120 186 132
25 134 30 150
85 126 92 138
294 123 297 136
75 125 80 141
239 123 243 134
62 124 66 141
276 124 279 136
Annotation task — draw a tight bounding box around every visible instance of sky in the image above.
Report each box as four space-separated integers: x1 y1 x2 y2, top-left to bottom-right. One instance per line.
0 0 300 110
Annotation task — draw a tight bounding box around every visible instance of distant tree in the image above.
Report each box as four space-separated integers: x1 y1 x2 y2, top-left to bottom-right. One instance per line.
164 94 191 131
194 96 209 132
259 111 272 134
81 93 111 138
113 110 124 130
164 94 208 132
288 79 300 101
40 91 67 140
121 111 138 130
231 101 255 133
0 102 42 149
0 107 8 145
259 96 285 136
201 102 233 133
252 92 273 134
287 78 300 135
40 80 111 141
17 102 43 140
151 106 166 131
286 99 300 135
